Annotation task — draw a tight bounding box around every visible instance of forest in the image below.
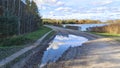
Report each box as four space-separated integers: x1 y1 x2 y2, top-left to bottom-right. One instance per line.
0 0 42 38
0 0 45 47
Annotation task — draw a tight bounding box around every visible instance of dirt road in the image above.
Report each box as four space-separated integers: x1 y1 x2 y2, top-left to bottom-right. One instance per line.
44 25 120 68
45 25 101 40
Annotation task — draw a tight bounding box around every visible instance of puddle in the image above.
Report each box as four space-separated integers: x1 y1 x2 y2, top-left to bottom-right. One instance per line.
40 34 88 67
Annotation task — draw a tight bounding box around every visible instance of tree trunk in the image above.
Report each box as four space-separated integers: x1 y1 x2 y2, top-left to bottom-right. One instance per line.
18 0 21 35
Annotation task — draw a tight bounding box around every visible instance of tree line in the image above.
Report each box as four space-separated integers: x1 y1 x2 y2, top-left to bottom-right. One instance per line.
42 18 101 24
0 0 42 37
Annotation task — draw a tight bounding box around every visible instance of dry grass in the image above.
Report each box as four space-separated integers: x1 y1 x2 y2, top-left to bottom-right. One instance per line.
88 23 120 34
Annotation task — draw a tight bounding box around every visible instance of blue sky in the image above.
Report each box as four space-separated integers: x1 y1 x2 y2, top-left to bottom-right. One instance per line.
32 0 120 21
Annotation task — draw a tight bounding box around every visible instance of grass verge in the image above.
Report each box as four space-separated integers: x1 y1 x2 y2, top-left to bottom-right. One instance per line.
0 26 52 47
42 31 56 41
0 26 52 60
1 31 56 68
89 32 120 41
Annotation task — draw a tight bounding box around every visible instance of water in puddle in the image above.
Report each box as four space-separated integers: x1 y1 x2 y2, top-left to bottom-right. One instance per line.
40 34 88 67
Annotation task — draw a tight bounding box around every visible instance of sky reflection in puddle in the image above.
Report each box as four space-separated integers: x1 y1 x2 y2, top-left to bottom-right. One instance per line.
40 34 88 67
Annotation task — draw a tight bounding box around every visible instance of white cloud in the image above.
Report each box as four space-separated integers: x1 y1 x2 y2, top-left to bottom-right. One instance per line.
55 7 72 12
43 12 120 21
33 0 57 5
33 0 65 10
33 0 65 6
92 0 113 6
87 7 108 13
33 0 58 10
33 0 120 21
56 1 65 6
40 6 47 10
49 11 54 15
87 6 120 13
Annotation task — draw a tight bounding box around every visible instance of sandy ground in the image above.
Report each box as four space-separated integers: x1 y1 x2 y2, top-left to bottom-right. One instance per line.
43 25 120 68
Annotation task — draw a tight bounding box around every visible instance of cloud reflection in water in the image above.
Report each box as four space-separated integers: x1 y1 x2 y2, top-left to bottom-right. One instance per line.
40 34 88 67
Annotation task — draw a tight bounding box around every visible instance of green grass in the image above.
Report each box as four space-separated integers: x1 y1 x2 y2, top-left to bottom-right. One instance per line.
89 32 120 41
0 26 52 47
23 26 52 42
1 31 56 68
0 26 52 60
3 48 33 68
43 31 56 41
0 46 24 61
90 32 120 37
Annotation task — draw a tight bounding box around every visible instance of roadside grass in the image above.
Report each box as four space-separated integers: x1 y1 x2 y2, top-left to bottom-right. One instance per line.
24 26 52 41
0 26 52 47
89 32 120 41
2 31 56 68
42 31 56 41
3 48 33 68
0 26 52 60
0 46 24 61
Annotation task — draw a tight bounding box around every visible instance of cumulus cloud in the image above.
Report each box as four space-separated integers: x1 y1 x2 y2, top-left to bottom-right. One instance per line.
33 0 65 6
56 1 65 6
55 7 72 12
87 7 120 13
33 0 120 21
33 0 57 5
49 11 54 16
92 0 113 6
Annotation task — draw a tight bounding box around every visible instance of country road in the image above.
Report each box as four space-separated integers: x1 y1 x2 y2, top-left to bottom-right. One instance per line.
44 25 120 68
45 25 102 40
